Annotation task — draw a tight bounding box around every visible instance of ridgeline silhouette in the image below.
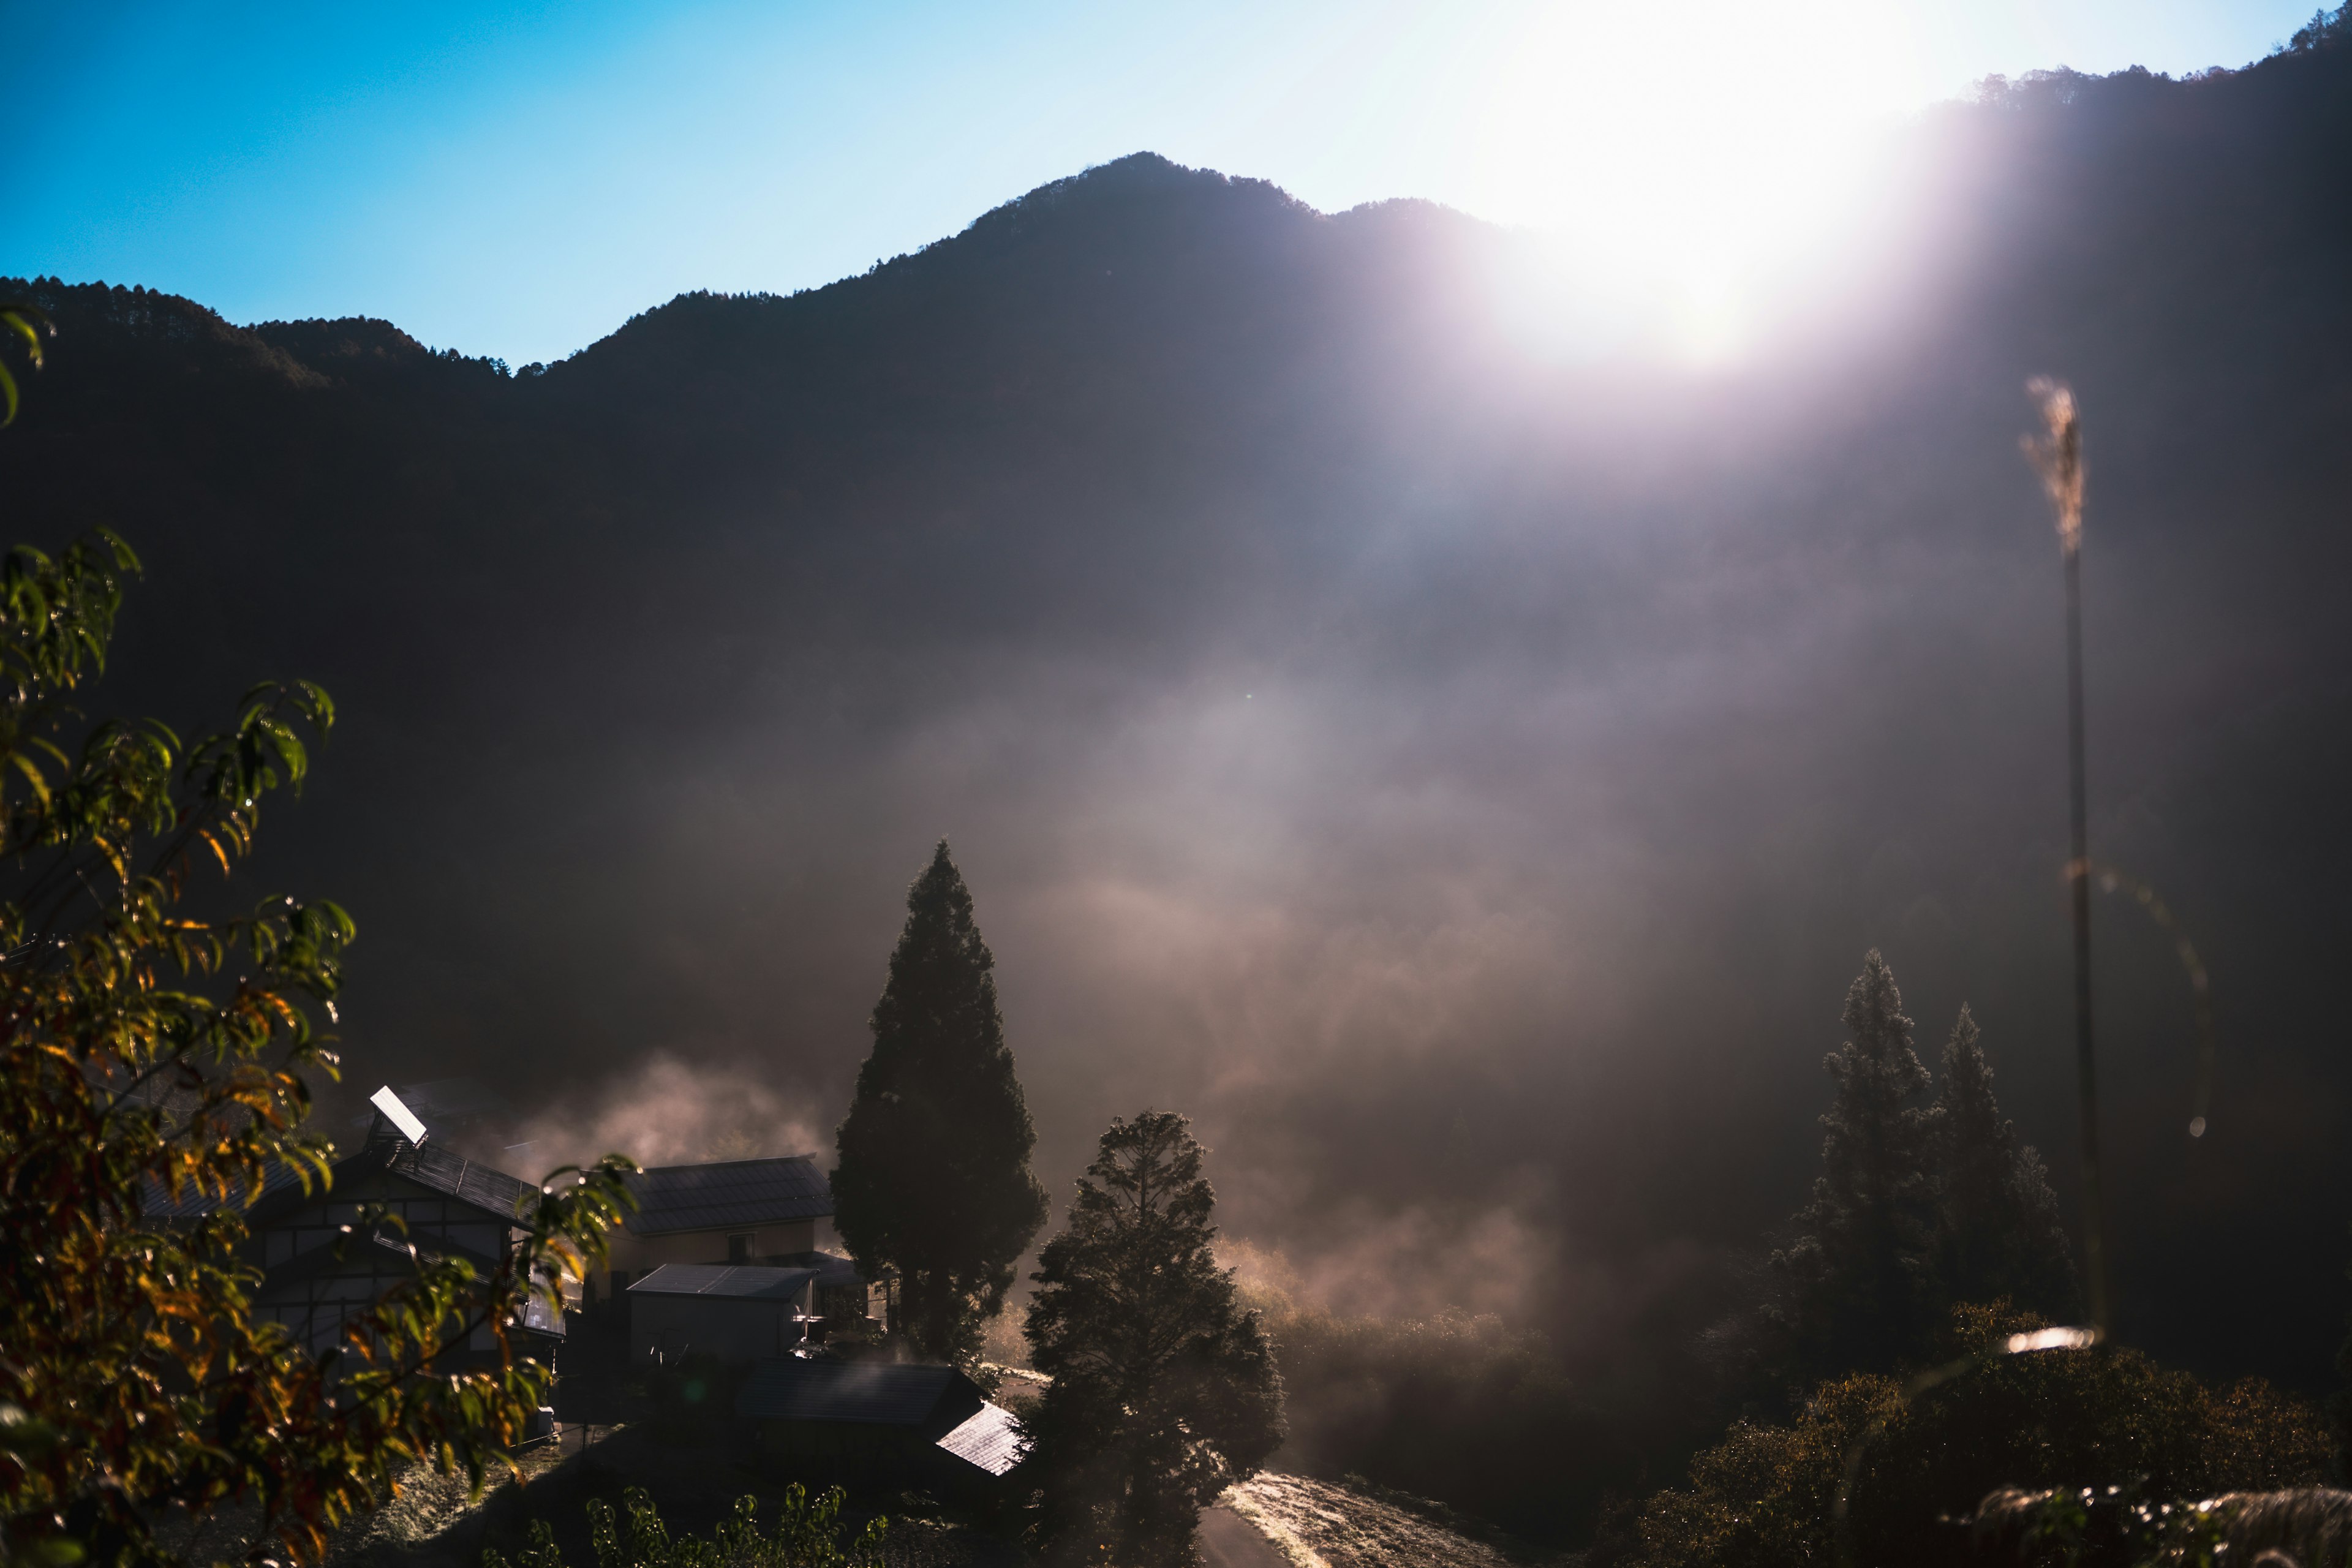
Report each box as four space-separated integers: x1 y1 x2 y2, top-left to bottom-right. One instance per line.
2 47 2349 1515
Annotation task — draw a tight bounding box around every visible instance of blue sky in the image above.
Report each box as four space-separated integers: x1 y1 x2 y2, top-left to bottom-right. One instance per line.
2 0 2324 365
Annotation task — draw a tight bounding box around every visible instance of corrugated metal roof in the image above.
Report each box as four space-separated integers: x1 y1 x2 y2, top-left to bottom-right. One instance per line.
383 1139 534 1219
622 1156 832 1236
141 1136 532 1226
625 1264 816 1301
734 1359 968 1427
935 1402 1028 1477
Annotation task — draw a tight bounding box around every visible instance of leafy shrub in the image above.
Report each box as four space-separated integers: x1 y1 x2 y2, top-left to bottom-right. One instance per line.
1601 1303 2329 1568
483 1485 885 1568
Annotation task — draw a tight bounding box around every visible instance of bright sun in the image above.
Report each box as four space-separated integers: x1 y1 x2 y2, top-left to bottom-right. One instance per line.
1453 0 1929 362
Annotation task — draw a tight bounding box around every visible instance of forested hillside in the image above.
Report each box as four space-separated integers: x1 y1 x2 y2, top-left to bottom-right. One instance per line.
5 37 2350 1455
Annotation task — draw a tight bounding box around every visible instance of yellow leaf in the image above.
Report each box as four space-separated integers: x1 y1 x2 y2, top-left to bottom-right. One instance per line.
7 748 50 806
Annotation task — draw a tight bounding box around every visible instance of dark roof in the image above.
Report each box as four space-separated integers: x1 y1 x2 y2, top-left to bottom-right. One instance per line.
626 1264 816 1301
154 1136 535 1227
381 1138 533 1219
622 1156 831 1236
935 1403 1028 1476
734 1359 974 1427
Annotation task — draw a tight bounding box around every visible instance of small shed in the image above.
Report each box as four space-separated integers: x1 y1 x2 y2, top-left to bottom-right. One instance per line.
734 1359 1027 1493
627 1264 818 1363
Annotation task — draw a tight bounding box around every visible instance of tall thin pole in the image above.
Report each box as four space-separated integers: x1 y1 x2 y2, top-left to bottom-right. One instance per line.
2062 529 2106 1336
2028 378 2108 1337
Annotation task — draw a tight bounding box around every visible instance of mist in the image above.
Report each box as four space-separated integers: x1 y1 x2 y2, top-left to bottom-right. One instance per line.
4 47 2349 1426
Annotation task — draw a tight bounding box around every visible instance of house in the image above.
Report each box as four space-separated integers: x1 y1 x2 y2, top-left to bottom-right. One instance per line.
603 1156 884 1324
627 1264 821 1363
734 1358 1028 1493
151 1087 562 1366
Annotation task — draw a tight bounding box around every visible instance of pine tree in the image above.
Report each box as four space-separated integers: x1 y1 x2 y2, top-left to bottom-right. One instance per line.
1022 1112 1286 1568
832 842 1049 1364
1929 1005 2080 1319
1769 950 1937 1379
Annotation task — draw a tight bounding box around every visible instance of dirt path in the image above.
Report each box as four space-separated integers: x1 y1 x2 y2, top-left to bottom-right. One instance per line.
1198 1506 1294 1568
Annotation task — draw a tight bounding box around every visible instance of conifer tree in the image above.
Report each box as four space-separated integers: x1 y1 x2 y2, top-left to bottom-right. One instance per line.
832 842 1049 1364
1770 950 1937 1379
1022 1111 1285 1568
1929 1006 2080 1318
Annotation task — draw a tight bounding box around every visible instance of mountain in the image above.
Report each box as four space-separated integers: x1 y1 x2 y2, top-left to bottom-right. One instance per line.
4 41 2351 1427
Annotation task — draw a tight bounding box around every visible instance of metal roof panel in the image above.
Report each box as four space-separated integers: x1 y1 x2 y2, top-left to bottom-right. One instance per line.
384 1139 534 1219
621 1156 832 1235
625 1264 817 1301
935 1402 1028 1476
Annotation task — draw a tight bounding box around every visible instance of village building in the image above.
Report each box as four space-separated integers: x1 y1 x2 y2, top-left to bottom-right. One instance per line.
627 1262 826 1362
152 1087 564 1368
604 1156 884 1324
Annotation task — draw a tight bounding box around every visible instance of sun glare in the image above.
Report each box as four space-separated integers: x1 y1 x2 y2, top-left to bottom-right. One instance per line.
1450 0 1928 362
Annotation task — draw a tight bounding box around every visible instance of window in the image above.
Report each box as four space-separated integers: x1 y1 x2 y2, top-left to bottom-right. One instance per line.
728 1233 753 1264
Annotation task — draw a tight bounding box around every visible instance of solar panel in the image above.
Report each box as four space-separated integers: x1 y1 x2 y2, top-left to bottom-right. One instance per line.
369 1085 428 1145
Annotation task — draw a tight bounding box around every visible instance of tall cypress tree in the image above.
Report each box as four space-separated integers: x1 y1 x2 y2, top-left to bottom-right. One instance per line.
1770 950 1937 1379
832 842 1049 1364
1022 1111 1286 1568
1929 1006 2079 1319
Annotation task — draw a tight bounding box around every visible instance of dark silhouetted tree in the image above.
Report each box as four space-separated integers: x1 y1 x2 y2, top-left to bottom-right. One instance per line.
2288 3 2351 51
832 841 1048 1364
1770 951 1936 1380
1022 1111 1285 1568
1929 1005 2079 1320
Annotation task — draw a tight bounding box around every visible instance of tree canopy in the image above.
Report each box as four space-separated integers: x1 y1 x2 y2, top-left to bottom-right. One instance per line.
1770 951 1938 1381
0 518 634 1564
831 841 1047 1365
1022 1110 1284 1568
1929 1006 2078 1320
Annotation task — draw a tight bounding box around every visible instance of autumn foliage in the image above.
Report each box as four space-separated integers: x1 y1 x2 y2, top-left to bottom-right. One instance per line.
0 532 633 1565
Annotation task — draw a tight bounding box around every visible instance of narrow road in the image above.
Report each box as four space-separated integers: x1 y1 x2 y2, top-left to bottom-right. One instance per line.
1198 1506 1291 1568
